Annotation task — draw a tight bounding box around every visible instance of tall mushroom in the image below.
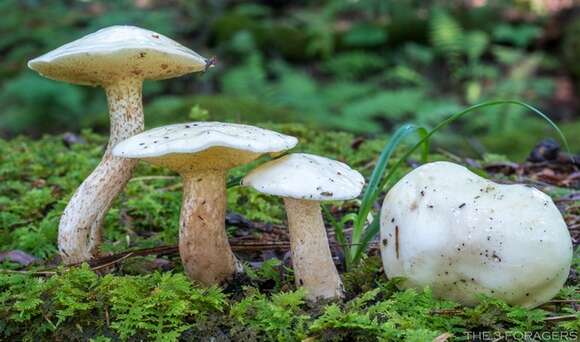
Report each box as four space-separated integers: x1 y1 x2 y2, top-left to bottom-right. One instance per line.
242 153 365 300
113 122 297 285
28 26 209 264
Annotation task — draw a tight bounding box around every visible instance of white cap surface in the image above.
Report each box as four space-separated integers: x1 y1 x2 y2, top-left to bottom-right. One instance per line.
28 25 208 86
380 161 572 308
113 122 297 159
242 153 364 201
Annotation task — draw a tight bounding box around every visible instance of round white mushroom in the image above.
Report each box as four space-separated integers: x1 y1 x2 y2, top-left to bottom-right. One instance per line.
113 122 298 285
28 25 209 264
380 161 572 307
242 153 365 300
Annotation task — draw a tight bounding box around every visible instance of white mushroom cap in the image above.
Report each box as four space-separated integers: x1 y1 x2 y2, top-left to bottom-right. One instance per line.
380 161 572 307
28 25 208 86
112 122 298 172
242 153 365 201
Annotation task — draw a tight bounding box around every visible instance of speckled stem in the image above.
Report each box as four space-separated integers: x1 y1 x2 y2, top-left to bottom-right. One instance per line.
179 170 241 285
58 78 145 264
283 198 344 301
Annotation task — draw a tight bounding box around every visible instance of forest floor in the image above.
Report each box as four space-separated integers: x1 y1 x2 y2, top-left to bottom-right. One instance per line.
0 128 578 341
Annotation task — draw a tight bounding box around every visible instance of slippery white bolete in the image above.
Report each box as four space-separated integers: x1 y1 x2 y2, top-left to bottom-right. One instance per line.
242 153 365 300
28 25 209 264
113 122 297 285
380 161 572 307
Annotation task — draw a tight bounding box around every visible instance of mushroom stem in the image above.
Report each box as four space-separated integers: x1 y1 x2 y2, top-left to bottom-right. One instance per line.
58 78 145 264
283 198 344 300
180 170 240 285
105 78 146 146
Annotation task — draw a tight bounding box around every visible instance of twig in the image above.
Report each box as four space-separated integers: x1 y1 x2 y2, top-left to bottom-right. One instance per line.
91 252 134 271
432 332 452 342
129 176 178 182
545 299 580 304
543 314 578 322
0 269 56 276
232 242 290 250
51 242 294 271
104 305 110 327
67 246 179 269
431 309 463 316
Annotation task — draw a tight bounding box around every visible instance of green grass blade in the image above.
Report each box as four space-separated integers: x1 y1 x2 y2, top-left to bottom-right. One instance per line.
351 123 428 262
417 127 430 163
379 100 569 192
352 213 381 264
355 124 417 227
340 213 359 226
227 175 243 188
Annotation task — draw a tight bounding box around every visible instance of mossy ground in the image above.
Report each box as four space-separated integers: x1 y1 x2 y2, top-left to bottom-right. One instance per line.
0 126 578 341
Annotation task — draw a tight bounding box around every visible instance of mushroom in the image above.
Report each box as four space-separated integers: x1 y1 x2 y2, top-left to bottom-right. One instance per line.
380 161 573 307
113 122 297 285
242 153 365 300
28 26 209 264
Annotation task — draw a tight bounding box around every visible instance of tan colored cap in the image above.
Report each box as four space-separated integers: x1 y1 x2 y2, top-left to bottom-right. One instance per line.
113 122 298 172
28 25 208 86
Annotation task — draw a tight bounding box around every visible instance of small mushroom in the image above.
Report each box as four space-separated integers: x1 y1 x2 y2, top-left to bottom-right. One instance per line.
113 122 297 285
242 153 365 300
380 161 573 307
28 26 210 264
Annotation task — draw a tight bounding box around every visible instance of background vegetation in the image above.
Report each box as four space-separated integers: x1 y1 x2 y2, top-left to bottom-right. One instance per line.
1 0 579 159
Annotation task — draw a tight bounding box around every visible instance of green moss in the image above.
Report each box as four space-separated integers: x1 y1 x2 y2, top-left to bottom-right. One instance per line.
1 127 577 340
0 126 387 257
0 259 576 341
0 265 227 341
230 288 309 340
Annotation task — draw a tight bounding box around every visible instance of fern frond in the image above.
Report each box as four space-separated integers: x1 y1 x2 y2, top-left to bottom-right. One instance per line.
429 9 464 71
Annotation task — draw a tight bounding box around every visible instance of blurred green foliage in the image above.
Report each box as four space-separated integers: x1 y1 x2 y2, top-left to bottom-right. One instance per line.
0 0 578 159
